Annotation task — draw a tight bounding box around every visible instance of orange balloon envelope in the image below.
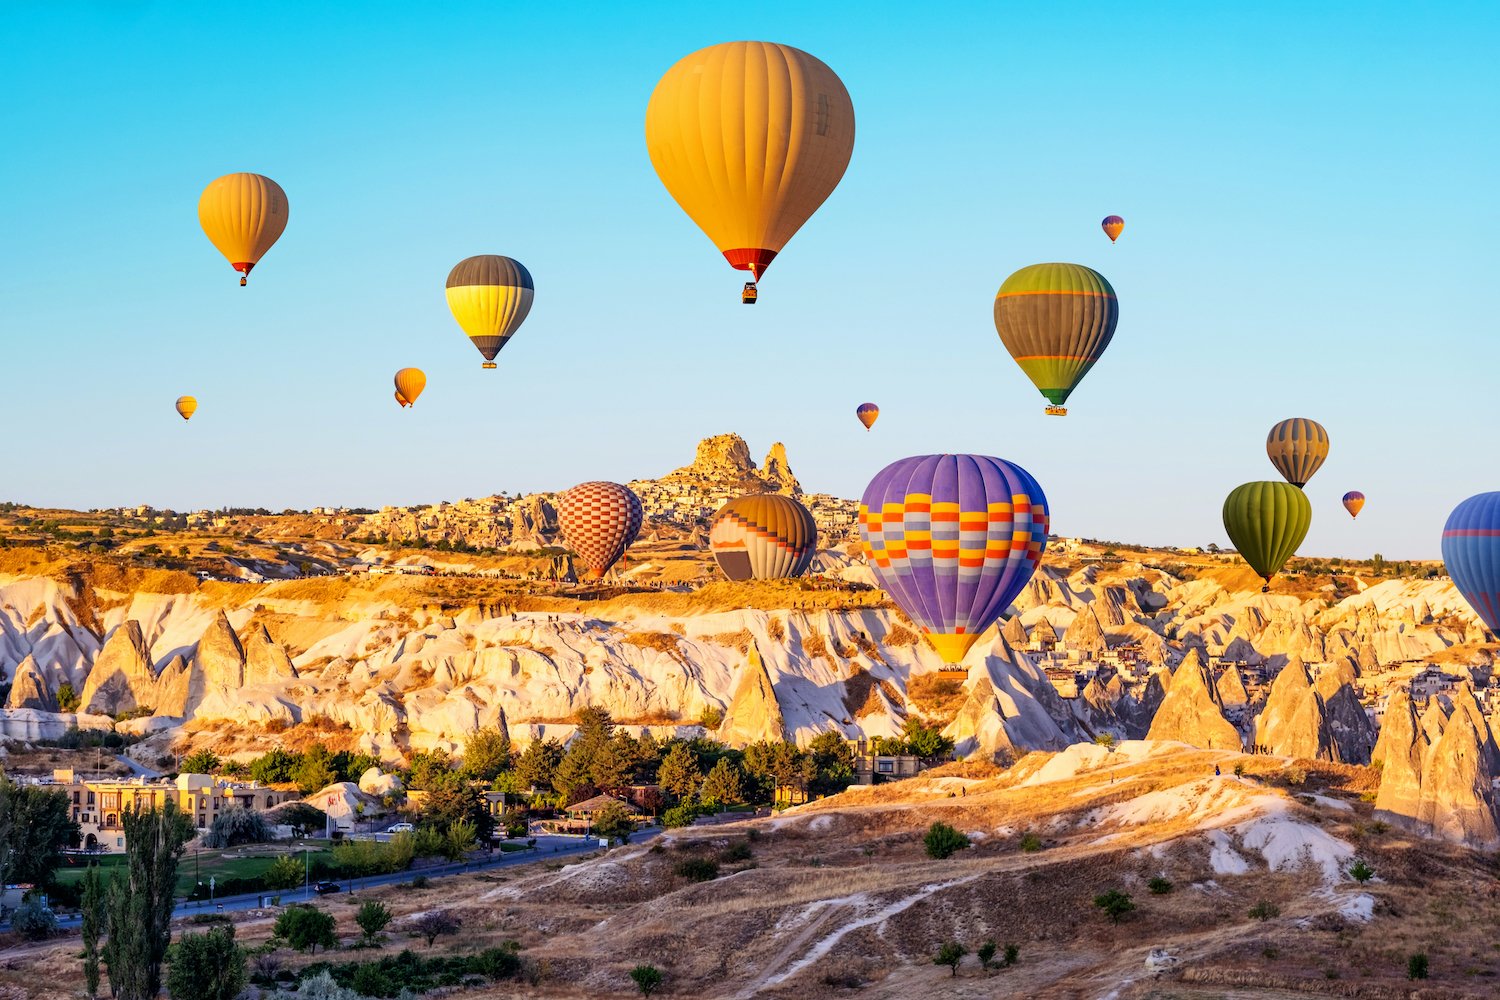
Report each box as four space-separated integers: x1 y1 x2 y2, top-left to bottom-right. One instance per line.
1342 491 1365 519
198 173 289 286
175 396 197 421
856 402 879 430
645 41 855 288
1101 215 1124 242
393 368 426 407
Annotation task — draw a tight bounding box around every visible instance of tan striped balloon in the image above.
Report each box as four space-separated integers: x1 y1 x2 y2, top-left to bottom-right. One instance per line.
710 494 818 581
1266 417 1329 488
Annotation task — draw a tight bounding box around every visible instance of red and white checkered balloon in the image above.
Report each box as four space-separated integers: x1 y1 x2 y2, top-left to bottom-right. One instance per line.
557 481 644 579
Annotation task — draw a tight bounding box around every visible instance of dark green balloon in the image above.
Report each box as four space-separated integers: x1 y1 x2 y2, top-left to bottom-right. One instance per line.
1222 481 1312 589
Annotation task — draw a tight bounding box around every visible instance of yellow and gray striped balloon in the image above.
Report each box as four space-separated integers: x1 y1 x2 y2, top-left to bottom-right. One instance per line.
710 494 818 581
445 255 534 369
1266 417 1329 488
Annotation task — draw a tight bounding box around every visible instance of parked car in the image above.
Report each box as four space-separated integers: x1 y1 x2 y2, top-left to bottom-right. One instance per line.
313 881 341 895
386 822 414 834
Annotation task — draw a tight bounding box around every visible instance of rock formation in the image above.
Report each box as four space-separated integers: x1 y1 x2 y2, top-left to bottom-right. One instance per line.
1001 616 1028 647
5 655 55 711
1414 709 1500 847
78 621 156 716
1146 651 1241 751
1255 658 1337 761
1313 662 1377 765
715 644 785 746
944 676 1017 759
1373 688 1426 822
1215 663 1249 710
193 611 245 702
242 624 298 686
153 655 192 718
1065 609 1107 656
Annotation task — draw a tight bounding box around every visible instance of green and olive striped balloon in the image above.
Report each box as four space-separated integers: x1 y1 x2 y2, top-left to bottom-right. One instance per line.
993 262 1119 411
1222 481 1312 591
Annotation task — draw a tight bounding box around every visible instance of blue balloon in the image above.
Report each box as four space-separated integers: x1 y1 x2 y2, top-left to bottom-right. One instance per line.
1441 492 1500 633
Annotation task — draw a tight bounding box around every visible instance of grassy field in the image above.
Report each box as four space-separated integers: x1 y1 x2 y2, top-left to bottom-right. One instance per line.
53 844 336 898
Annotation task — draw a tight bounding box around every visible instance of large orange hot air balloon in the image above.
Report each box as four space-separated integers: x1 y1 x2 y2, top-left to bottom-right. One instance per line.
175 396 197 421
198 173 289 286
393 368 426 407
645 41 855 300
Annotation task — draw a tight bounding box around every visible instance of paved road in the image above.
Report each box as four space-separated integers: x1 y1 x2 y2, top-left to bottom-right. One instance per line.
37 829 660 930
114 753 163 779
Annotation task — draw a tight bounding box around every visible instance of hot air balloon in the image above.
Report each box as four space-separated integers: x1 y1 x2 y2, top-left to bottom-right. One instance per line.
993 263 1119 415
710 494 817 581
1443 493 1500 634
1266 418 1329 488
859 454 1049 665
645 41 855 303
446 255 534 369
394 368 426 407
1342 491 1365 518
557 482 644 580
395 391 409 408
1101 215 1124 242
198 173 289 286
1222 481 1311 592
175 396 197 421
856 402 879 431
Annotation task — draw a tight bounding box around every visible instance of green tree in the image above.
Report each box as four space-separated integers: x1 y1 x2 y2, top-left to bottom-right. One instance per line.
56 682 81 712
935 941 967 977
899 716 956 759
700 758 745 809
656 744 702 801
419 772 494 841
201 807 270 849
271 801 325 838
293 745 338 794
1093 889 1135 924
807 731 855 797
354 900 392 943
102 801 195 1000
166 924 245 1000
263 855 304 891
179 748 220 774
12 898 57 939
1349 858 1374 883
443 817 478 860
2 777 79 886
516 737 564 791
630 964 663 996
273 905 336 954
924 821 970 860
461 726 513 781
977 940 997 970
81 865 105 998
1408 953 1429 980
249 747 301 785
591 801 635 845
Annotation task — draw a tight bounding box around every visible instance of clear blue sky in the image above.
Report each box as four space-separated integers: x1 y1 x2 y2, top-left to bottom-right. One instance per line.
2 2 1495 560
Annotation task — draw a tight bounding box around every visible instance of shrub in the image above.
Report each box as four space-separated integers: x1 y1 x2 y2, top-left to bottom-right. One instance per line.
355 900 392 942
1249 900 1281 920
631 963 664 996
1349 858 1374 883
11 899 57 940
674 857 720 882
410 908 462 947
1408 952 1429 980
1148 876 1173 895
1093 890 1135 924
934 941 966 977
473 943 522 980
1003 944 1019 967
924 821 970 859
1019 832 1042 853
410 874 429 889
977 939 996 969
718 840 753 863
662 802 704 829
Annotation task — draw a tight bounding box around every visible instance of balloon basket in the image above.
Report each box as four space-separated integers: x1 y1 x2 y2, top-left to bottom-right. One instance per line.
1044 406 1068 416
482 362 497 369
741 282 758 305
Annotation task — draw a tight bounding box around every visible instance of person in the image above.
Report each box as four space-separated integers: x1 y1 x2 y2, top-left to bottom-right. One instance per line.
1214 764 1221 777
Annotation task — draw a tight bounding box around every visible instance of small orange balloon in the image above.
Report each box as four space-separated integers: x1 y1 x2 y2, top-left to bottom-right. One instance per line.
394 368 426 407
175 396 198 421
